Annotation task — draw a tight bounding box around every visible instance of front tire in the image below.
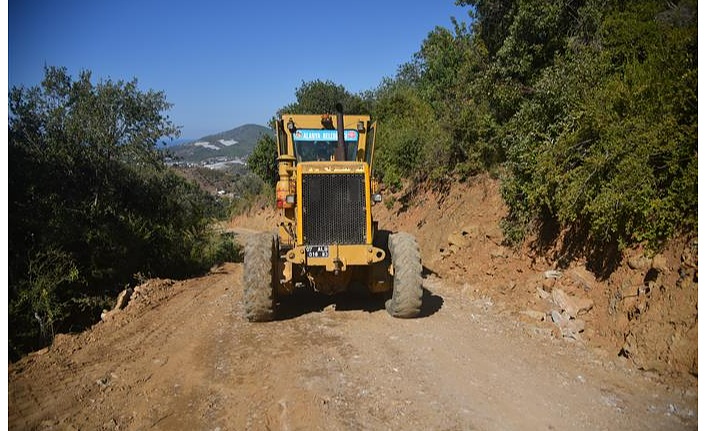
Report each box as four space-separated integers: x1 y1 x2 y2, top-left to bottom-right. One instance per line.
386 232 423 318
243 232 277 321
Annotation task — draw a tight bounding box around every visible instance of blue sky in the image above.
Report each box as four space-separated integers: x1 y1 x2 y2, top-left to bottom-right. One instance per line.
9 1 473 139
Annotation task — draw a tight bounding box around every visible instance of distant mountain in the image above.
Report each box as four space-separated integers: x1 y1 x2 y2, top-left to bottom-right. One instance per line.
165 124 273 164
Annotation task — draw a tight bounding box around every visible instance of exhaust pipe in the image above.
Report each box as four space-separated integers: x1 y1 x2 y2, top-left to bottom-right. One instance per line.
334 103 346 161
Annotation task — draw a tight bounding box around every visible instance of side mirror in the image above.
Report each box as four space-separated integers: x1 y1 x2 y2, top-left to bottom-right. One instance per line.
372 193 382 204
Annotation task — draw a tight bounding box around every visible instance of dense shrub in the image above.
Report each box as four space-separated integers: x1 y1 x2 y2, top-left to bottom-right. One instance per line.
9 67 238 358
369 0 696 252
500 1 697 249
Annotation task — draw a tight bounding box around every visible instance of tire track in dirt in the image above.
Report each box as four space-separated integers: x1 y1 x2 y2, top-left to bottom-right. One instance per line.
154 293 346 430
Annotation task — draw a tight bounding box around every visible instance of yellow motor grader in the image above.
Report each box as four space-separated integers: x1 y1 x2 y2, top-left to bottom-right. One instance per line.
243 104 423 320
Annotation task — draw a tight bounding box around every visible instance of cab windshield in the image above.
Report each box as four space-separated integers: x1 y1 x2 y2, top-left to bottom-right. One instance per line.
293 129 359 162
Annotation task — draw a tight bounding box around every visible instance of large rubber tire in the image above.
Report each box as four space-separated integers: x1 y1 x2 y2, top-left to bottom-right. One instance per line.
243 232 277 322
386 232 423 318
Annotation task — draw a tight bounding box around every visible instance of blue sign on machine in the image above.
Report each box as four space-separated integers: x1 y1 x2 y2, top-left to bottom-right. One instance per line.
295 129 358 142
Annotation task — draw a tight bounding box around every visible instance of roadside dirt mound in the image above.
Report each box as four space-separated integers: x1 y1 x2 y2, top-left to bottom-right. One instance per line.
230 202 279 233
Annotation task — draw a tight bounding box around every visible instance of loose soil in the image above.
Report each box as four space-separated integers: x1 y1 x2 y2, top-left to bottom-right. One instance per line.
8 176 698 430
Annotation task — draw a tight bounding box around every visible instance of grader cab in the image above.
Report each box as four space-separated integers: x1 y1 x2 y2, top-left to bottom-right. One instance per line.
243 104 423 321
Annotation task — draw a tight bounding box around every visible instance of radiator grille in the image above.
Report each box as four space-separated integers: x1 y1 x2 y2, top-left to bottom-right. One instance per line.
302 173 367 245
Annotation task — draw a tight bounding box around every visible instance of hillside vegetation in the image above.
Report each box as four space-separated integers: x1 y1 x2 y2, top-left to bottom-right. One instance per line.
8 67 240 359
392 0 696 253
250 0 697 257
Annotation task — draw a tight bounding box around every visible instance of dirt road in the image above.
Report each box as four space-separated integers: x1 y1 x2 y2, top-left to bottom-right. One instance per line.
8 260 696 430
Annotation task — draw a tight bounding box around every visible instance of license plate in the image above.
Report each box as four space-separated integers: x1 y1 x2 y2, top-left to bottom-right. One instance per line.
306 246 329 258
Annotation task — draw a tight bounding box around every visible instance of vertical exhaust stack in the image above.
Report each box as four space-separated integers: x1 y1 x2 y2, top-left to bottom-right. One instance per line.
334 103 346 161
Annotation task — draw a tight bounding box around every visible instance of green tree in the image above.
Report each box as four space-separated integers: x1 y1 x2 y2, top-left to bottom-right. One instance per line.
280 79 369 115
500 0 697 250
370 81 445 187
9 66 229 358
374 0 696 256
377 17 500 182
247 133 278 186
415 20 501 176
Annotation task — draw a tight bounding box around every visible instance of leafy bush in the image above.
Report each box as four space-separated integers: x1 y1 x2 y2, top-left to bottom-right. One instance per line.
372 0 696 254
372 82 448 187
280 79 370 115
500 1 697 250
8 67 232 358
9 249 79 348
247 134 278 187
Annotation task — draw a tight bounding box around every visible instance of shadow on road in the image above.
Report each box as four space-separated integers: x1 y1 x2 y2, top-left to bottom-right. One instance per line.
419 288 444 317
275 289 386 321
275 284 444 321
